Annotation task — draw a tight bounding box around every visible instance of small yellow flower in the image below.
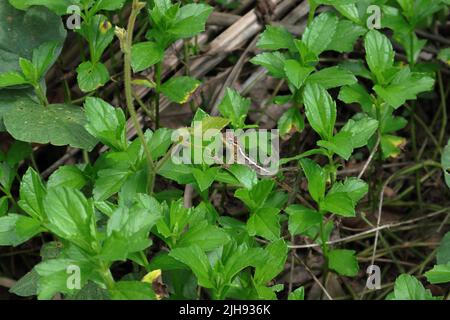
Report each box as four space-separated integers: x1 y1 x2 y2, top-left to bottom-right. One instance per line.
99 20 112 34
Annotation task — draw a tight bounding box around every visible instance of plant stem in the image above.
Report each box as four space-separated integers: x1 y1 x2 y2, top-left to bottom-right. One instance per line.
35 84 49 106
119 0 156 194
154 61 162 129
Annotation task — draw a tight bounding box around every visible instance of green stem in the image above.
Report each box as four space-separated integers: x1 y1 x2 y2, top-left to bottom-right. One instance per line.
35 84 49 106
119 0 156 194
154 61 162 129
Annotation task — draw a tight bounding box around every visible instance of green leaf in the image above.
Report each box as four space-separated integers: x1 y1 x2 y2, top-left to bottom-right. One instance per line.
285 204 322 236
169 245 214 288
9 0 78 15
5 141 32 167
169 4 213 39
95 0 127 12
0 71 27 88
18 168 46 221
437 232 450 264
338 84 373 113
302 12 338 55
438 47 450 65
110 281 156 300
223 246 265 284
84 97 128 151
328 249 359 277
254 239 288 284
364 30 395 85
44 188 98 253
0 197 7 217
374 67 435 109
191 167 219 192
71 282 110 300
247 207 280 241
9 269 39 297
226 164 258 190
320 192 355 217
307 66 357 89
32 41 61 79
235 179 275 211
257 25 296 52
425 263 450 284
48 165 88 190
78 15 114 64
3 99 97 151
160 76 201 104
218 88 250 129
381 134 406 159
131 41 164 73
288 287 305 300
76 61 110 93
0 214 42 246
341 117 379 149
284 60 314 89
177 221 230 251
387 274 438 300
299 158 326 203
94 168 133 201
317 131 354 160
278 107 305 136
326 20 366 53
303 83 336 141
250 52 286 78
0 1 66 74
328 178 368 205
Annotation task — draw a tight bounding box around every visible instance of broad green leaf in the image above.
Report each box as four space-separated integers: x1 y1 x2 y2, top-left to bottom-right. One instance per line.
218 88 250 129
18 168 46 221
76 61 110 93
302 12 338 55
48 165 88 190
328 249 359 277
338 84 373 113
169 4 213 39
177 221 230 251
254 239 288 284
278 107 305 136
374 67 435 109
146 128 173 159
299 158 326 203
284 60 314 89
44 187 98 253
131 41 164 73
0 214 42 246
160 76 201 104
326 20 366 53
307 66 357 89
317 131 354 160
0 1 66 74
84 97 127 151
71 282 110 300
9 269 39 297
286 204 321 236
9 0 79 15
250 52 286 78
5 140 32 167
226 164 258 190
328 178 368 205
320 192 356 217
32 41 61 79
387 274 438 300
437 232 450 264
247 207 280 241
191 167 219 192
341 117 379 149
303 83 336 141
95 0 127 12
110 281 156 300
35 258 96 300
288 287 305 300
0 71 27 87
257 25 296 52
77 15 114 63
94 168 133 201
425 263 450 284
364 30 395 85
3 99 97 150
169 245 214 288
223 246 265 284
